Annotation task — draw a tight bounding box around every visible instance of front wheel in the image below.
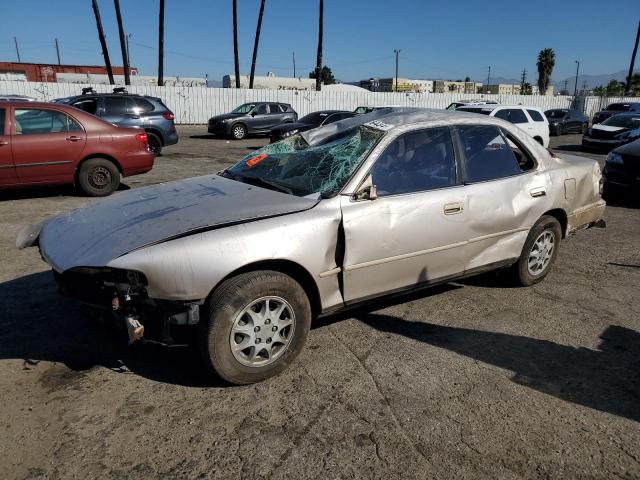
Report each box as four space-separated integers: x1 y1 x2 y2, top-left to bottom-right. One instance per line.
77 158 120 197
199 270 311 384
512 215 562 286
231 123 247 140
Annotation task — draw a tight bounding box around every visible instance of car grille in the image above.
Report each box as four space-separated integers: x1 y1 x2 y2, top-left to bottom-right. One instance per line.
590 129 620 140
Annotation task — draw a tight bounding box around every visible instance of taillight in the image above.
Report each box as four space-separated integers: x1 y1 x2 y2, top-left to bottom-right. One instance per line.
135 133 148 144
163 112 174 121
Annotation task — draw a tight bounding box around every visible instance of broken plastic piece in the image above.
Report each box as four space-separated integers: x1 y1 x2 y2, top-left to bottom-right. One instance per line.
125 315 144 344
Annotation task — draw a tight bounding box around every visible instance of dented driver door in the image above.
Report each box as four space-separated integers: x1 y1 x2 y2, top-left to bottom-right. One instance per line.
339 127 471 303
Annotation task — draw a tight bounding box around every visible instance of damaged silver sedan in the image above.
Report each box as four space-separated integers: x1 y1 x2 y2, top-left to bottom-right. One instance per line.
18 108 606 384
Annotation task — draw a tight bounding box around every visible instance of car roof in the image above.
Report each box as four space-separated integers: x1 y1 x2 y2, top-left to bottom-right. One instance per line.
0 101 68 108
301 107 527 146
607 112 640 117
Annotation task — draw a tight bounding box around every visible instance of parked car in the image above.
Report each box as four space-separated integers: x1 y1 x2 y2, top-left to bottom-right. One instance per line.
269 110 357 143
602 137 640 199
544 108 589 135
0 94 36 102
592 102 640 125
0 101 153 196
446 100 498 110
582 113 640 151
53 88 177 156
19 108 606 384
353 105 402 114
208 102 297 140
457 105 550 146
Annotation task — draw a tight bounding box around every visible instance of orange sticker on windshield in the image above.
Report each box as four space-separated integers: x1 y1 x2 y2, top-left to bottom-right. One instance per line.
246 153 268 167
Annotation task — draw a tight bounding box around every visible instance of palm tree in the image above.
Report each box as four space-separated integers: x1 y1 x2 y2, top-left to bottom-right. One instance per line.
113 0 130 85
315 0 324 91
232 0 240 88
91 0 114 85
249 0 266 89
536 48 555 96
158 0 165 86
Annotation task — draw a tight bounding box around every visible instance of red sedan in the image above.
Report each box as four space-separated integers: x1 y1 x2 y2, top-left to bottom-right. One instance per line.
0 101 154 196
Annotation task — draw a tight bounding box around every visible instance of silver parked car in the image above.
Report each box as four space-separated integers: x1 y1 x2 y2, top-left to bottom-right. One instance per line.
18 108 606 384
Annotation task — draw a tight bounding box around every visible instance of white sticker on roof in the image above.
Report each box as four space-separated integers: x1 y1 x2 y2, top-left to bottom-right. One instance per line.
364 120 394 131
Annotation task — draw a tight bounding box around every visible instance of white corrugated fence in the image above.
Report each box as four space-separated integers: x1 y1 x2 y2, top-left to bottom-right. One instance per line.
1 80 637 124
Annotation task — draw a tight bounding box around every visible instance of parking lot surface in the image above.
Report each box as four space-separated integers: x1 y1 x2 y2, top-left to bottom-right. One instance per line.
1 127 639 479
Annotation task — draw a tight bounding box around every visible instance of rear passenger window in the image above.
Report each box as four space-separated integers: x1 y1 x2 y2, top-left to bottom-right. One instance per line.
71 98 97 115
104 97 129 115
370 127 457 196
458 125 521 182
132 98 154 113
494 108 528 124
254 104 268 115
527 109 544 122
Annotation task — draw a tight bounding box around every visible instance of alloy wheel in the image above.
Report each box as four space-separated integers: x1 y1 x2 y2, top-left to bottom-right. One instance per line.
527 230 556 276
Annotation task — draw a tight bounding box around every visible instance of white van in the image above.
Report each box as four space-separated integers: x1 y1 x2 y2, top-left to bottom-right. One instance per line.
457 105 550 147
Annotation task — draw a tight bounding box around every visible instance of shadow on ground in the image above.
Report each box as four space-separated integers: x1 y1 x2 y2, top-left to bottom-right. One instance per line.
0 271 221 388
358 312 640 422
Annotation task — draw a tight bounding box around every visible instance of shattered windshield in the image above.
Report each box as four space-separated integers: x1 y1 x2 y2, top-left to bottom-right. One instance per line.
224 126 384 197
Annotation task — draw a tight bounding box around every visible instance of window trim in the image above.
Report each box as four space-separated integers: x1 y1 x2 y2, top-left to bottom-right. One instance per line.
361 126 462 199
453 124 537 185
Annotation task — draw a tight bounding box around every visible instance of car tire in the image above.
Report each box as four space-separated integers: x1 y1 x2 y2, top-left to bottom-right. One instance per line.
199 270 311 384
231 123 247 140
77 158 120 197
512 215 562 287
146 132 162 156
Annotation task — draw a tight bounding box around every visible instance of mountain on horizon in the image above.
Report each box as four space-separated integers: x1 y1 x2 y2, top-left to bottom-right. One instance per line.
475 70 637 92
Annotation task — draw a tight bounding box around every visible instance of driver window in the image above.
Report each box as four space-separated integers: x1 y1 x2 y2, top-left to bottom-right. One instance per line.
369 127 457 197
254 104 268 115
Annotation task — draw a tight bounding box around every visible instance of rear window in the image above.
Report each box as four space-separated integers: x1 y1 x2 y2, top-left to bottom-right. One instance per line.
606 103 631 112
458 125 522 182
132 97 155 113
494 108 528 124
280 104 292 112
527 109 545 122
545 110 567 119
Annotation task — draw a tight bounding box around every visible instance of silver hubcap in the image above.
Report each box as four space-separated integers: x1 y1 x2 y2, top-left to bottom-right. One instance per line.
233 126 244 138
528 230 555 276
230 296 295 367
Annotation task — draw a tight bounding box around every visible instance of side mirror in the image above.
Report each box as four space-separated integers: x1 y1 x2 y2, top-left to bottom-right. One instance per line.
251 111 257 117
354 174 378 201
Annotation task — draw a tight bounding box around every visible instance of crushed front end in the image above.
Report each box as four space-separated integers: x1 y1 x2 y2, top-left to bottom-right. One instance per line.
54 267 201 346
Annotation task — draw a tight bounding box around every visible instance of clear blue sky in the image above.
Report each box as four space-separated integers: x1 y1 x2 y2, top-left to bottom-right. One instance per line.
0 0 638 83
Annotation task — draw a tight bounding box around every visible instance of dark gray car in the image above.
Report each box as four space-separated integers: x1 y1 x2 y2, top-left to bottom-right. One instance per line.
208 102 297 140
54 88 178 156
544 108 589 135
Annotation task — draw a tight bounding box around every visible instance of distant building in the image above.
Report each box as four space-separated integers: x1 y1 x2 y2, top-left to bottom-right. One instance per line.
0 61 136 83
357 77 433 93
223 73 317 90
480 83 553 95
433 80 482 94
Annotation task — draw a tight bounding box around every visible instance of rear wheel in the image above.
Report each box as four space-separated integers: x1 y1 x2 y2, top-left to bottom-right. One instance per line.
231 123 247 140
146 132 162 156
512 215 562 286
77 158 120 197
199 270 311 384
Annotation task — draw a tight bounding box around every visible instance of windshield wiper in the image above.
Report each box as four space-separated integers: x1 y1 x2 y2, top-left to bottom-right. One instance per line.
238 175 294 195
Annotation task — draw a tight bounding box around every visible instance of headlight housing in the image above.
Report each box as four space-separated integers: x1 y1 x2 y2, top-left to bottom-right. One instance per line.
282 129 299 138
606 152 623 165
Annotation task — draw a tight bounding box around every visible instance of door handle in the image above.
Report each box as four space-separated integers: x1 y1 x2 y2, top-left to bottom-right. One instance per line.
530 187 546 198
66 136 83 142
0 141 8 146
443 202 464 215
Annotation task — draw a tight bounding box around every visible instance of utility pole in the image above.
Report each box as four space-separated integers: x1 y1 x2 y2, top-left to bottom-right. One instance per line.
14 37 21 62
520 68 527 89
486 66 491 90
563 79 568 94
581 80 588 94
158 0 164 87
126 34 132 71
54 38 61 65
91 0 114 84
394 49 400 92
573 60 580 97
113 0 131 85
292 52 296 78
625 18 640 96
